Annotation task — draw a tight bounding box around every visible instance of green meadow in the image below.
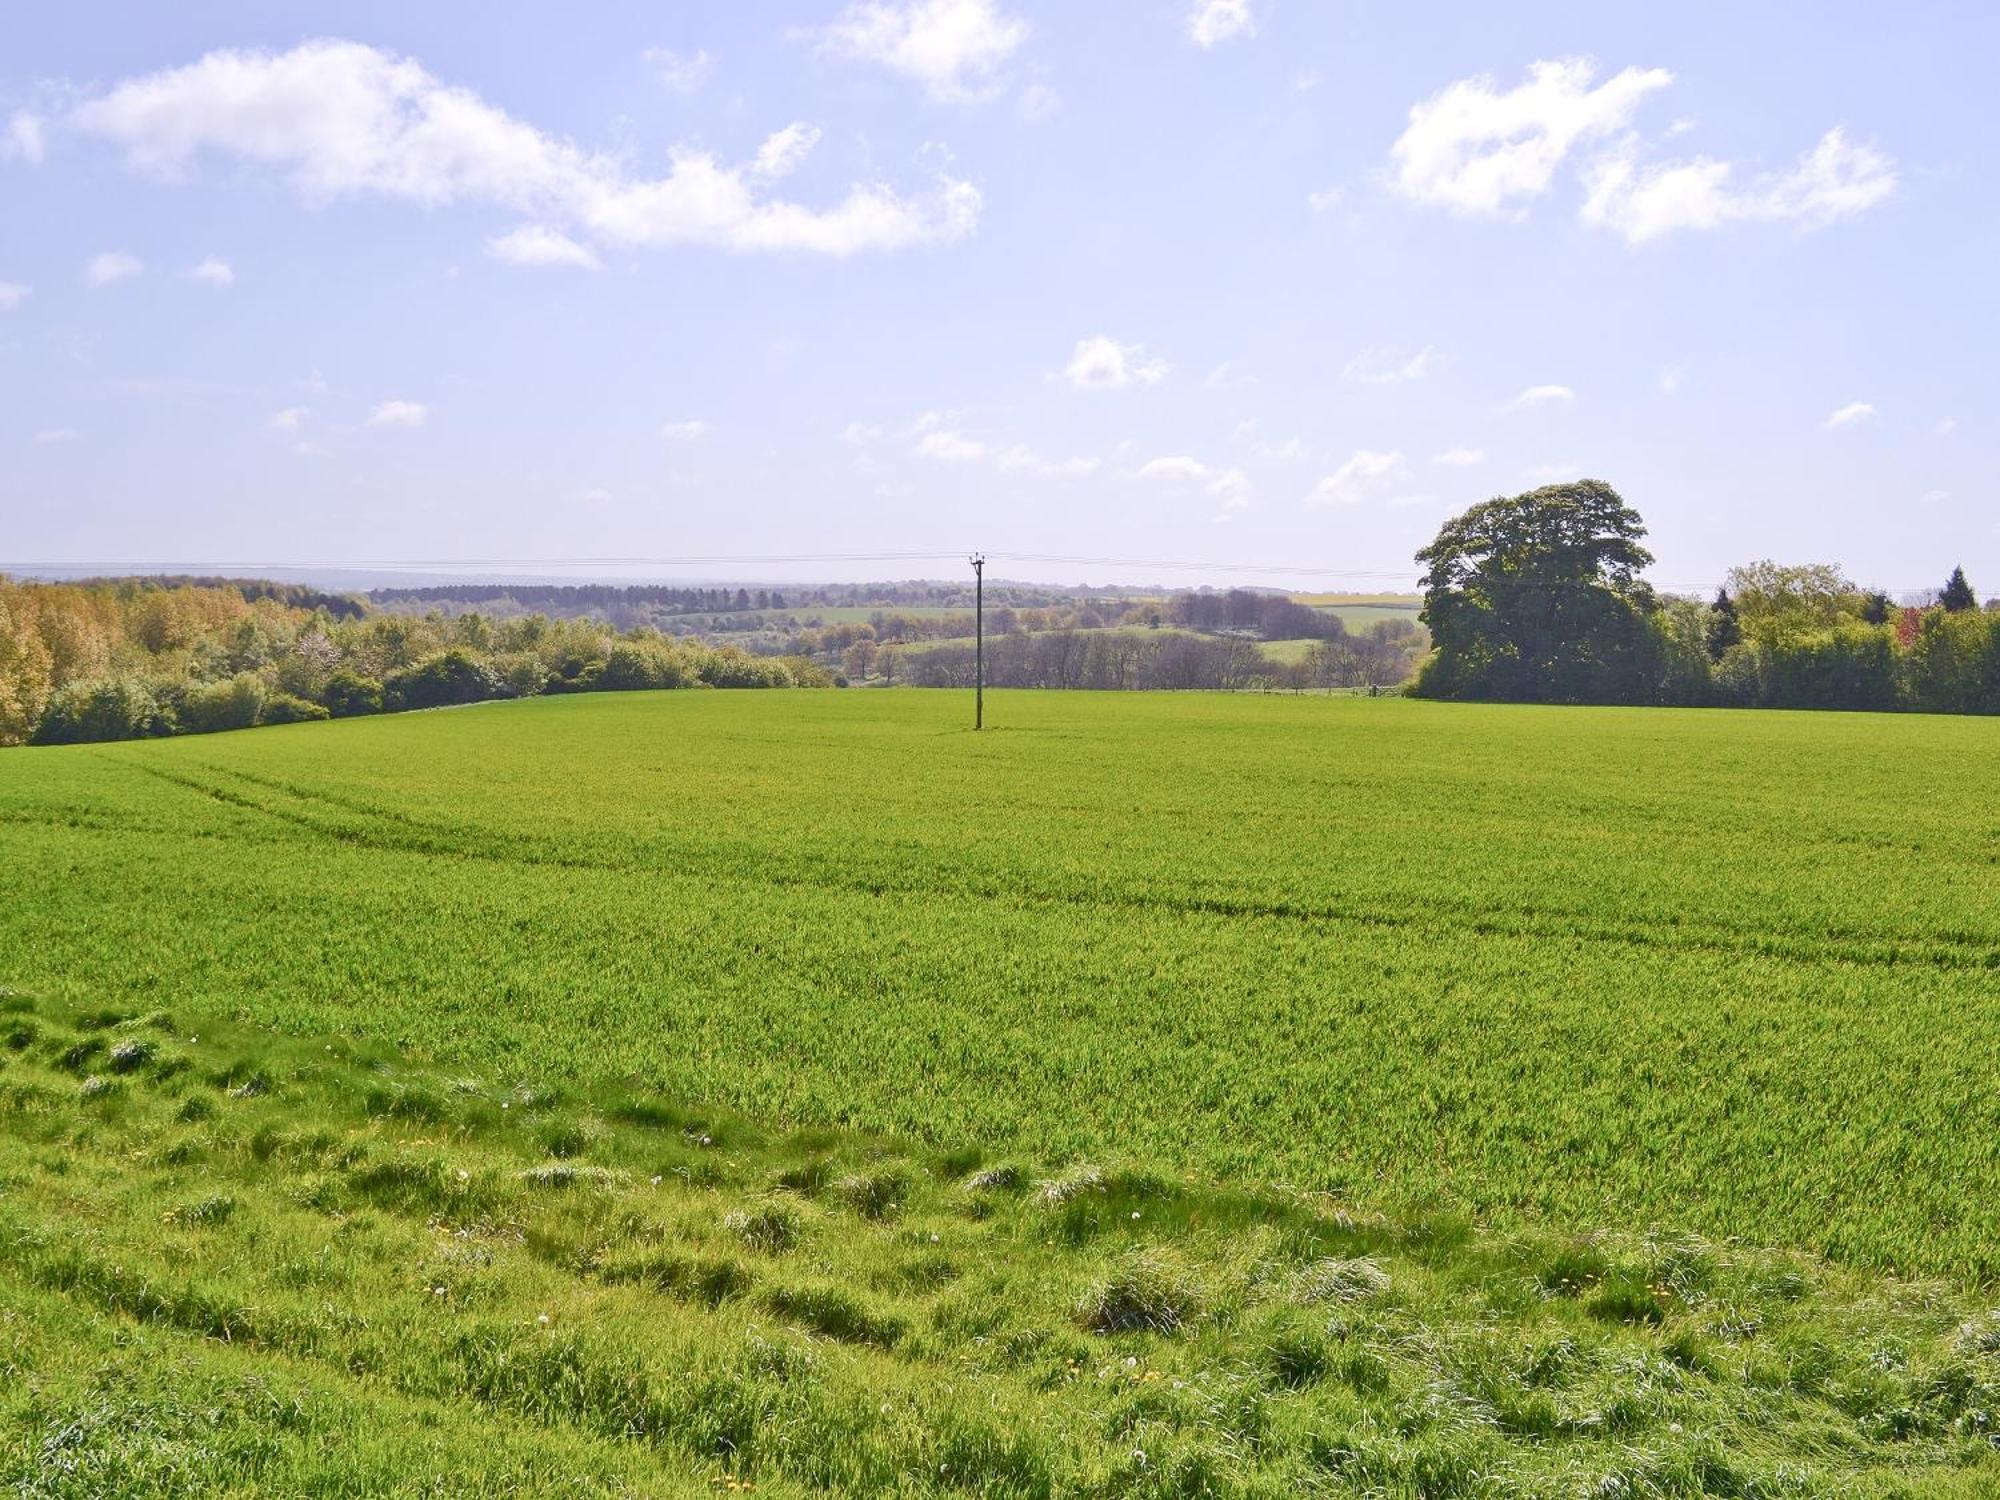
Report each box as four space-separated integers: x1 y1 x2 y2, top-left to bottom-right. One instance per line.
4 689 2000 1493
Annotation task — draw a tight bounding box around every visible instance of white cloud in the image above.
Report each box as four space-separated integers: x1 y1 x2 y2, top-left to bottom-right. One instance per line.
1522 460 1584 484
4 109 45 163
662 418 711 442
1308 449 1410 506
34 427 79 445
1933 417 1957 436
1920 488 1951 504
1204 361 1256 389
812 0 1030 103
1432 446 1485 467
568 486 614 504
293 440 330 458
1138 454 1250 512
1581 127 1895 244
1391 58 1671 215
367 399 428 428
1306 186 1344 213
839 421 884 444
994 443 1097 478
85 250 143 286
1059 335 1168 391
189 255 234 285
1343 345 1437 385
1500 383 1575 412
912 421 1095 477
267 406 308 431
0 282 27 310
645 48 714 95
1822 400 1875 430
1658 363 1685 395
752 122 821 181
1187 0 1256 48
487 224 601 269
72 40 979 258
914 426 986 462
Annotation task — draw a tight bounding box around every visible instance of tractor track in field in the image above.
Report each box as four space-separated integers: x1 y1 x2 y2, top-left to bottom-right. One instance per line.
69 757 2000 980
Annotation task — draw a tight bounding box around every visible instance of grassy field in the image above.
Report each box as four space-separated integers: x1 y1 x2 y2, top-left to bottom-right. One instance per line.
2 689 1996 1271
7 991 2000 1496
4 689 2000 1492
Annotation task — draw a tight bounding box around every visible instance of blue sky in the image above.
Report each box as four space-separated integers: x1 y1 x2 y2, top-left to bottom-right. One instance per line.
1 1 1992 592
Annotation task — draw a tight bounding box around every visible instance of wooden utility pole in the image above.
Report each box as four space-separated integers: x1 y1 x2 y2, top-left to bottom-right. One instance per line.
971 552 985 730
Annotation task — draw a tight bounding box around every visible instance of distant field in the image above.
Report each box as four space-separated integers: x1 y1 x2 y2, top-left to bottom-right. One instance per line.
1290 592 1425 608
3 690 1996 1276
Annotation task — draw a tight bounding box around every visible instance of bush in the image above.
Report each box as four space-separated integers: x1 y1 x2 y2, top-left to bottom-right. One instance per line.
258 692 330 725
384 649 507 711
179 674 268 735
321 668 385 718
598 640 698 692
32 678 174 744
698 646 795 689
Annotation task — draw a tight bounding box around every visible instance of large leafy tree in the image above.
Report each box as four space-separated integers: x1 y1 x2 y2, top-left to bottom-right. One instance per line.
1413 479 1659 703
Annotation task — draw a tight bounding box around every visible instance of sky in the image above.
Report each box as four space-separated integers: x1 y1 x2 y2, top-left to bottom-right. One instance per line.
0 0 1993 593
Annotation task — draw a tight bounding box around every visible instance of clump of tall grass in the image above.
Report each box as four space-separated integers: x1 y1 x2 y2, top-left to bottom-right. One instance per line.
1289 1256 1390 1305
1078 1248 1206 1334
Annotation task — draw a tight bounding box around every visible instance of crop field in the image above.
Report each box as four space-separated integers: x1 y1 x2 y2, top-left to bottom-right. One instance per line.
4 689 2000 1493
3 689 1997 1271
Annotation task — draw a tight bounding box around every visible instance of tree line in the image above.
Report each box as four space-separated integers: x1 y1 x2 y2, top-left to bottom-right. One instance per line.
1411 481 1999 712
890 618 1424 693
0 577 828 747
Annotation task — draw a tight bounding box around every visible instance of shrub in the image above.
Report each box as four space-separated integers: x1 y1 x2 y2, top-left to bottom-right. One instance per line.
598 640 698 692
31 677 174 744
179 673 267 735
384 649 507 711
698 646 795 689
320 668 385 718
258 692 330 725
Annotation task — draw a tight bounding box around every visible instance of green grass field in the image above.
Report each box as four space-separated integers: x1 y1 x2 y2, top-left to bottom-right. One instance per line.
5 690 2000 1493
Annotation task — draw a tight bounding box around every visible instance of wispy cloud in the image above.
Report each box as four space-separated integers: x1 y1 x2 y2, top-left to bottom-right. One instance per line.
662 418 711 442
1583 127 1895 244
85 250 143 287
2 108 43 163
188 255 234 285
367 399 428 429
487 225 601 270
1343 346 1437 385
34 427 79 445
645 47 714 95
1822 400 1875 430
1432 446 1485 467
267 406 308 431
1138 454 1250 514
1308 449 1411 506
1500 383 1575 412
0 282 28 310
